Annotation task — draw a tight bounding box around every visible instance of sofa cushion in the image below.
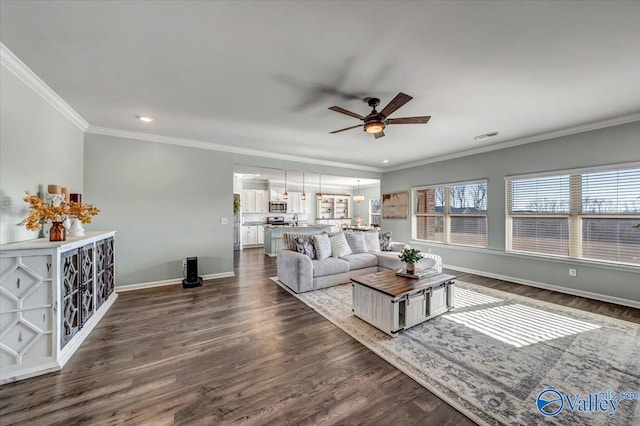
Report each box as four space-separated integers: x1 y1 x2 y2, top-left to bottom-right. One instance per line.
374 250 437 271
345 232 368 254
295 237 315 259
363 230 380 252
340 253 378 270
330 233 352 258
312 257 349 277
380 231 393 251
375 251 400 270
313 233 332 260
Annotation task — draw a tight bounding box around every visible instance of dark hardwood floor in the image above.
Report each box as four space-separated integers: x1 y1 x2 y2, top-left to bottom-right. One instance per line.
1 248 638 425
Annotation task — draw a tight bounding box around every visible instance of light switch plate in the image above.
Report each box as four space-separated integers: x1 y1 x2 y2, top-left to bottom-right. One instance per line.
220 218 229 225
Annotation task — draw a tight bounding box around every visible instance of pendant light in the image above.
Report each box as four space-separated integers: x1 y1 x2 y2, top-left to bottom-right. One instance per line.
354 179 365 204
283 170 288 200
317 174 323 201
301 172 306 200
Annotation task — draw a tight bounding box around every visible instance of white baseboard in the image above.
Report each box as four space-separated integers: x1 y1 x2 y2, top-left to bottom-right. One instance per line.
444 263 640 309
116 271 235 292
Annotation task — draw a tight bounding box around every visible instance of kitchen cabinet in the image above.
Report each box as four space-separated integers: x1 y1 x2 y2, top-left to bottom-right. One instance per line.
285 192 309 214
0 231 117 384
270 187 285 202
241 225 264 246
242 189 268 213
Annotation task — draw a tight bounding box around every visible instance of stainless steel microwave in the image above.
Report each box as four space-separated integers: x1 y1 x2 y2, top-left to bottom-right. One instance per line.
269 202 287 212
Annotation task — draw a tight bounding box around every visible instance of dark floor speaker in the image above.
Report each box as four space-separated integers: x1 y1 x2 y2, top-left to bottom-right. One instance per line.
182 256 203 288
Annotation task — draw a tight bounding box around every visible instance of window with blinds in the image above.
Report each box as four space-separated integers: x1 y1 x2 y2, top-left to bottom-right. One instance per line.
414 181 487 247
506 165 640 266
370 199 381 226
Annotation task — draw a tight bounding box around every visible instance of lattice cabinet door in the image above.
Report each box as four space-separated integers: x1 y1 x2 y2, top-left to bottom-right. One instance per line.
0 255 54 367
105 237 115 297
80 244 95 325
95 237 115 310
60 249 80 348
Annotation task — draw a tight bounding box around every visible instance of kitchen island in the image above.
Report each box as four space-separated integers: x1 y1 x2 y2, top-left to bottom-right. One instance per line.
263 225 335 257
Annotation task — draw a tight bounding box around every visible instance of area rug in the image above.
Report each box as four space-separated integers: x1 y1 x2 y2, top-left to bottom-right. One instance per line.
270 278 640 425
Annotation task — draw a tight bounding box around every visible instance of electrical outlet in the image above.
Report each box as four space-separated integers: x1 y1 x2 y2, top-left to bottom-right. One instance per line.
182 259 187 267
220 217 229 225
569 268 577 277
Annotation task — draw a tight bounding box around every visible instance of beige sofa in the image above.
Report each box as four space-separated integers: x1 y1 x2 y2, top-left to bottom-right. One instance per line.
277 240 442 294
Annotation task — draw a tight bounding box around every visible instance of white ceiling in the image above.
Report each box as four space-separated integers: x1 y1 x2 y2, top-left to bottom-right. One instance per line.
2 1 640 170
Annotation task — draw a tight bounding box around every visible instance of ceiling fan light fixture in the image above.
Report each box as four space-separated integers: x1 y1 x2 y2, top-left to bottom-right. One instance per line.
364 121 385 134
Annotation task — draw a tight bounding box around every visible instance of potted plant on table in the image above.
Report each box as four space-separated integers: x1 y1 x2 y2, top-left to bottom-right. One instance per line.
398 246 422 274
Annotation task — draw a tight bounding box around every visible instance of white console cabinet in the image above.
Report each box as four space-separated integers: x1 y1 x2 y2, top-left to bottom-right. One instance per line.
0 231 117 384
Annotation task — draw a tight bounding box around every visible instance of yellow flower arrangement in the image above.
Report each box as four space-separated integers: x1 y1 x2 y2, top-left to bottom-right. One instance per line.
20 191 100 231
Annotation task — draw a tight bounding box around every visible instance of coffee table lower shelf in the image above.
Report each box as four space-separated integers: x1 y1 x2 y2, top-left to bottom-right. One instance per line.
351 272 455 337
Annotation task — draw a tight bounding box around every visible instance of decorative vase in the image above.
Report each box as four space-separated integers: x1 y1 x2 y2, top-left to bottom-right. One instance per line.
49 221 66 242
68 218 85 237
406 262 415 274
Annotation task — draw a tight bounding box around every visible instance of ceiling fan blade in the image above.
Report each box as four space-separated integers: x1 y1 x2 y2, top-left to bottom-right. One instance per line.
379 92 413 118
330 124 364 134
329 106 364 120
374 130 385 139
386 116 431 125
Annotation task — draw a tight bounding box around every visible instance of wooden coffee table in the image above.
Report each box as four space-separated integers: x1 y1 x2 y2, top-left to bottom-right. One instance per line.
351 270 456 336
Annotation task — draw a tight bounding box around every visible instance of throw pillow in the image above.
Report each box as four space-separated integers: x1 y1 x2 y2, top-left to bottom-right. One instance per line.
283 232 315 251
363 230 380 252
313 233 332 260
330 232 352 258
380 231 393 251
345 232 368 254
295 236 315 259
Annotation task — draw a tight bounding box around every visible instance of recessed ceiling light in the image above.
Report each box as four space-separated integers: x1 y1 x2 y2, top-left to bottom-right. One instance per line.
382 159 389 163
136 115 154 123
474 131 499 142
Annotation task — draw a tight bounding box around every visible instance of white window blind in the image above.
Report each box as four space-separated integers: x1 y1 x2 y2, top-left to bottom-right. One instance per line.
580 168 640 264
415 188 445 242
449 183 487 247
370 199 381 226
507 166 640 266
414 182 487 247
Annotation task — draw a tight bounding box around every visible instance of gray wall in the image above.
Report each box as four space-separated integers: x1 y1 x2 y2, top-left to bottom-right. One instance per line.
0 65 84 245
381 121 640 304
84 134 234 286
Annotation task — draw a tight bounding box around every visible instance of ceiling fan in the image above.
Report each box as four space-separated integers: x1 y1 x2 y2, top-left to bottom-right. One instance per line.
328 92 431 139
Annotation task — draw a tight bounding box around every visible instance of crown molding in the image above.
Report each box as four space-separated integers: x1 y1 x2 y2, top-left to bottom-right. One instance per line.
86 125 384 173
0 43 89 131
385 113 640 172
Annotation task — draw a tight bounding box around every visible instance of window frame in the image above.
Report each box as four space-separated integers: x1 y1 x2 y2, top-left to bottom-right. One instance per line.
505 162 640 267
369 198 381 226
412 179 488 248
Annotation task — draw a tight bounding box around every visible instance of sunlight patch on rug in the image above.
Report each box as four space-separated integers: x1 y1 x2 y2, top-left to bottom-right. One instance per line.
454 287 503 308
444 303 601 348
